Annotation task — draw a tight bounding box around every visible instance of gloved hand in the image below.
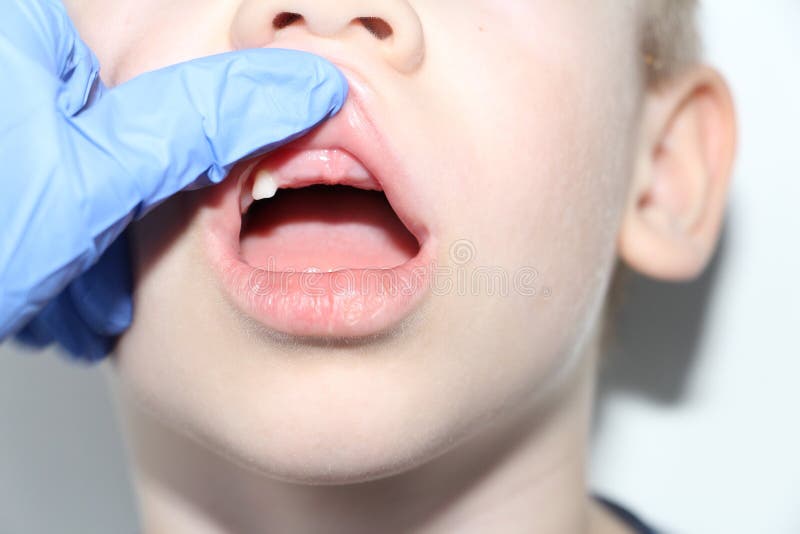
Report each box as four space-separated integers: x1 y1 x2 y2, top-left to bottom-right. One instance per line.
0 0 348 361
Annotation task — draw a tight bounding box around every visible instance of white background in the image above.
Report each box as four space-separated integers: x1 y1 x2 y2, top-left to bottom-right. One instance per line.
591 1 800 533
2 1 798 533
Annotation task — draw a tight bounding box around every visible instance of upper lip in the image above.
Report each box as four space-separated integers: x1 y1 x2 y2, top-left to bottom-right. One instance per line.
237 147 383 213
232 66 429 247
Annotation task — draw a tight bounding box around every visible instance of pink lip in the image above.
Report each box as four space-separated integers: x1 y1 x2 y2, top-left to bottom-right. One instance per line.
200 74 436 339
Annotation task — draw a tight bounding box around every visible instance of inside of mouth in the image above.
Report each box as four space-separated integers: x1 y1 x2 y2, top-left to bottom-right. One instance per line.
239 185 420 272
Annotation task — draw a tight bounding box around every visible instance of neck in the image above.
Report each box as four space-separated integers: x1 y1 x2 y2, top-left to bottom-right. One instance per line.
112 351 599 534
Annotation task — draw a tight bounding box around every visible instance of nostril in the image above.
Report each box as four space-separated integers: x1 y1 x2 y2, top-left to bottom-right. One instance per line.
271 13 393 40
273 12 303 30
357 17 393 40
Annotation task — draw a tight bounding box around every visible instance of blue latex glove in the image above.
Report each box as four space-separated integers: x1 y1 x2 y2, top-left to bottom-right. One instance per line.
0 0 348 361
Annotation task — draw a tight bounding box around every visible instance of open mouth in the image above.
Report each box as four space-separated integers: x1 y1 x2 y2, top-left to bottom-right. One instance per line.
238 148 420 273
201 86 435 339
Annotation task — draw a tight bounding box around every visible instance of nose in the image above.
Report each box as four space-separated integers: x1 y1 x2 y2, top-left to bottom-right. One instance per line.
230 0 425 73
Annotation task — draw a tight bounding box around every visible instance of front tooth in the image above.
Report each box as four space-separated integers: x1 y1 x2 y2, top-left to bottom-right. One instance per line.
252 169 278 200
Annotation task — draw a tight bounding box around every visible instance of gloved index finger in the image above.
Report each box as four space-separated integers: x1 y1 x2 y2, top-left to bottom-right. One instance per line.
65 47 348 236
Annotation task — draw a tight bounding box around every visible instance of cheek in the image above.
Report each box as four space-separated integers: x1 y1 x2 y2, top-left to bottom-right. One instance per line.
400 4 639 398
64 0 232 85
115 195 212 395
419 0 637 264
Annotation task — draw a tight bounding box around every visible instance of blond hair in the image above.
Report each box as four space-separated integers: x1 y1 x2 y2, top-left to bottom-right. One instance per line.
641 0 702 86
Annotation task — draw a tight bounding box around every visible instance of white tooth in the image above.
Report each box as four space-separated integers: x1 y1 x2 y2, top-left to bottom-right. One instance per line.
252 170 278 200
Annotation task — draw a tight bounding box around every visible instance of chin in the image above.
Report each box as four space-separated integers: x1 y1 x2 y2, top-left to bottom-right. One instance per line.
114 327 476 487
211 414 454 487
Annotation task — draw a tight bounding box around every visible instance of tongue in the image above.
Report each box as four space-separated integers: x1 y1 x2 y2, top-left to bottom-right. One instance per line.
239 185 419 272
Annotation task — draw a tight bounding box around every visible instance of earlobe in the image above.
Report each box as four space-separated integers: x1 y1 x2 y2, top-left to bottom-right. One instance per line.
618 66 737 282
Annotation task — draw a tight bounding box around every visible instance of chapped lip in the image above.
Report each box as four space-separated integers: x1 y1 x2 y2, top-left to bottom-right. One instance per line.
200 67 437 339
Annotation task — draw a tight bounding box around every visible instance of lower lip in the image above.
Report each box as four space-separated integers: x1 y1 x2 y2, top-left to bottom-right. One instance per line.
207 235 435 339
201 174 435 341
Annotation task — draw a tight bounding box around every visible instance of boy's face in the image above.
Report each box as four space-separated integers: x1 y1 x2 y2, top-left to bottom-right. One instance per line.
69 1 643 481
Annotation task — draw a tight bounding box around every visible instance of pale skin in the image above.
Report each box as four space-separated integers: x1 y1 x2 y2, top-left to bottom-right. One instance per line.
64 1 736 533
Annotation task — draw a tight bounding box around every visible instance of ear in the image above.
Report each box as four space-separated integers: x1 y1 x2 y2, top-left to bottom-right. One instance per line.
618 66 737 281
